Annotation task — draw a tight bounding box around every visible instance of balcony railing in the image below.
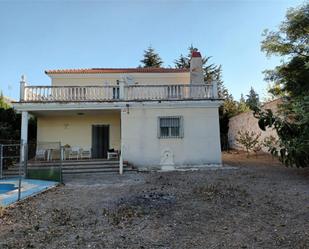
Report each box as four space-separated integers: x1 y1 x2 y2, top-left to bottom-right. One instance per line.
20 83 218 102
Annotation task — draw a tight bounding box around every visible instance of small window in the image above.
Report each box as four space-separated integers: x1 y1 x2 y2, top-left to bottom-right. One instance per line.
158 116 183 138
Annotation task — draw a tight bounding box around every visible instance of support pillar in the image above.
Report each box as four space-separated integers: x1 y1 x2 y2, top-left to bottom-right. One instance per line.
212 81 218 99
119 80 125 100
119 109 124 175
20 111 28 161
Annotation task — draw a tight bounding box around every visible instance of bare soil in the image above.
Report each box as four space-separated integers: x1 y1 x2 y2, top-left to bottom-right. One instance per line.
0 151 308 249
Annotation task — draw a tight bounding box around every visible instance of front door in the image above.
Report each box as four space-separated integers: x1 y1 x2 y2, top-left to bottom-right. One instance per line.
92 125 109 158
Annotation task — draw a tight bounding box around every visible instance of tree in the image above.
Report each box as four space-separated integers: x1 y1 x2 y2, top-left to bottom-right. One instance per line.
174 45 223 88
238 94 250 113
256 3 309 167
140 46 163 68
236 130 261 157
246 87 260 110
0 92 10 109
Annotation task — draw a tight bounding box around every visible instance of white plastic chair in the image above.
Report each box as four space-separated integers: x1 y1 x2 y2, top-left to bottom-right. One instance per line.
68 146 81 160
80 147 92 159
35 149 46 161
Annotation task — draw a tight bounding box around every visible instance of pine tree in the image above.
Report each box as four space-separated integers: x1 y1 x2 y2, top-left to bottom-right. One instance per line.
246 87 260 110
238 93 250 113
140 46 163 68
174 54 189 69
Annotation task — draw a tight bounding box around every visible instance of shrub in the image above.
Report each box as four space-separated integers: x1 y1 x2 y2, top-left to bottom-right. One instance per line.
236 130 261 157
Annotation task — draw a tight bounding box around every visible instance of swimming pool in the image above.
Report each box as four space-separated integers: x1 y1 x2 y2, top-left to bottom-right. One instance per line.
0 183 17 194
0 179 58 206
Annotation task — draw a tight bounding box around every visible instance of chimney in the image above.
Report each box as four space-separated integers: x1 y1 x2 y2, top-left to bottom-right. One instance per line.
190 51 204 84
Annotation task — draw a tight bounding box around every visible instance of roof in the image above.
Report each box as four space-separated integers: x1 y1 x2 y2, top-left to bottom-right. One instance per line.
45 68 190 74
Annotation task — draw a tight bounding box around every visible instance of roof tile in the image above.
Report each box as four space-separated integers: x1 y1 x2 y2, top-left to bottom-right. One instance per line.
45 68 189 74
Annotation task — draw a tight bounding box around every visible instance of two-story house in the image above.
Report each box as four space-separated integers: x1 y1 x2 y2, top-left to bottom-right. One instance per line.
13 51 222 172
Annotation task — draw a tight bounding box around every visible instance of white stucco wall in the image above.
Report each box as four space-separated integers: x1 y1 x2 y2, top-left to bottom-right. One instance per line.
228 99 281 152
50 72 190 86
121 106 222 169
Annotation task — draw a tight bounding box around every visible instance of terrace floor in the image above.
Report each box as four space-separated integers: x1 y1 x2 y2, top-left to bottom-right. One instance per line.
0 151 308 249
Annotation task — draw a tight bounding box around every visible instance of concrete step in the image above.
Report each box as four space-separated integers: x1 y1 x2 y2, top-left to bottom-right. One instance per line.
3 162 135 177
15 160 120 167
62 168 135 175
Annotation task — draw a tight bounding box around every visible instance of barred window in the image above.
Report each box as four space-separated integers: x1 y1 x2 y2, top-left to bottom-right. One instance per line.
158 116 183 138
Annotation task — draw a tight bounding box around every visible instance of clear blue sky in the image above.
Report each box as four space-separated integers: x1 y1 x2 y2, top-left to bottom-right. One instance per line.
0 0 305 101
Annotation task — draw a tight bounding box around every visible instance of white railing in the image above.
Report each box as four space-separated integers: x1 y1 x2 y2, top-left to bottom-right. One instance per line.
124 84 214 101
21 83 217 102
23 86 119 102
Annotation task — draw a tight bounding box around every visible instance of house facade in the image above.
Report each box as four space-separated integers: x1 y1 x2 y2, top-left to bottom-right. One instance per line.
13 52 222 171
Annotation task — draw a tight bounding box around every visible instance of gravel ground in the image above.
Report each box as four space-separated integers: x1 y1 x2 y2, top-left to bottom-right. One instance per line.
0 151 308 249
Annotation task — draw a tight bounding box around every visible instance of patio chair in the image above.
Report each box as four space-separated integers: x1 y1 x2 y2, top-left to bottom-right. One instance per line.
80 147 92 159
68 146 81 160
35 149 46 161
107 148 119 160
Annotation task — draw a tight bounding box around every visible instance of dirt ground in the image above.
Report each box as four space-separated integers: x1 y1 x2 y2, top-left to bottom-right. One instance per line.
0 151 308 249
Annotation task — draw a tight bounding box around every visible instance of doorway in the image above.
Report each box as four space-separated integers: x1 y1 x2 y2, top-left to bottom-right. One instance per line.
92 125 109 158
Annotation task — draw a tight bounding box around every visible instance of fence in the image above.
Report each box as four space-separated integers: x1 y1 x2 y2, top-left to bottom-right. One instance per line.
0 143 20 179
26 142 63 182
0 141 63 183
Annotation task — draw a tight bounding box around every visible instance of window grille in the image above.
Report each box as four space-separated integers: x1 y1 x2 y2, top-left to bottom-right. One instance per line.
158 116 183 138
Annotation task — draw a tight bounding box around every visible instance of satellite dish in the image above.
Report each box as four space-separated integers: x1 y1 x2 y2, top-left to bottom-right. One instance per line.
121 74 134 84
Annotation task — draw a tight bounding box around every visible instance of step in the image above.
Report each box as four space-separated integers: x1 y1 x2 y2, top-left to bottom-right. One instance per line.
62 168 136 174
16 160 121 167
11 162 127 169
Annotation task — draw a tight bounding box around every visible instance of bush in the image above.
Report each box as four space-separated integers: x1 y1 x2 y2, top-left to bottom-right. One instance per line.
236 130 261 157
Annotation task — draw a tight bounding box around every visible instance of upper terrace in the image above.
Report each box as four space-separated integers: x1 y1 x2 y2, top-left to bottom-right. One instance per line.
17 66 218 103
15 53 219 104
19 82 218 103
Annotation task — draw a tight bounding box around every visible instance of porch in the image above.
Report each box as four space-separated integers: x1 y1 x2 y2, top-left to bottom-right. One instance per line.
34 109 121 161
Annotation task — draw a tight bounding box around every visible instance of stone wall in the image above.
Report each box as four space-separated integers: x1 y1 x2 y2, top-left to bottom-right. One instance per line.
228 99 282 152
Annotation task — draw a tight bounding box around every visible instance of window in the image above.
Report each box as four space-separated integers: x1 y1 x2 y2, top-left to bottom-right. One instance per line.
158 116 183 138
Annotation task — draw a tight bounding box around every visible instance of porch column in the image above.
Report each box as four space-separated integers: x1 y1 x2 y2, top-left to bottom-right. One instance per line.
20 111 28 160
119 109 124 174
20 75 26 101
212 80 218 98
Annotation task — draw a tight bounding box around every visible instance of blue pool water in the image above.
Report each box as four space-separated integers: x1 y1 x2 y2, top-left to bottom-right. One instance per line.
0 179 58 206
0 183 17 194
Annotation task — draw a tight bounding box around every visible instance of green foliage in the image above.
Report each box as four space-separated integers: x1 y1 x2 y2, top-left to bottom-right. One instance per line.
0 108 20 140
256 96 309 167
238 94 251 113
257 2 309 167
0 92 10 109
0 107 37 142
261 3 309 98
263 135 279 153
236 130 261 157
245 87 260 110
140 46 163 68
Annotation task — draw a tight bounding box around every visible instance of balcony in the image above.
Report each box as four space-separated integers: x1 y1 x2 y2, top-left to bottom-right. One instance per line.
19 83 218 103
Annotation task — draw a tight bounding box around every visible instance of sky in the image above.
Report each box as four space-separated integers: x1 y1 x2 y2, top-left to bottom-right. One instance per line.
0 0 305 101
